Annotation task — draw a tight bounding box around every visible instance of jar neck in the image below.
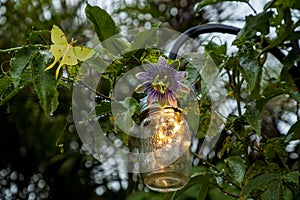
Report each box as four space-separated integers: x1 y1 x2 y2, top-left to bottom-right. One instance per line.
139 96 183 121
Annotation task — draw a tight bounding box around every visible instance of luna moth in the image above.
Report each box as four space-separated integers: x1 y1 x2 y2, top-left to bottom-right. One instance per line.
45 25 94 78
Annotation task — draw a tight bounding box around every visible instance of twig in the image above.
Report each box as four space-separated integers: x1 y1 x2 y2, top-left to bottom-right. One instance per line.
264 0 278 11
245 1 257 14
56 122 67 153
192 152 242 190
61 77 111 101
277 153 290 172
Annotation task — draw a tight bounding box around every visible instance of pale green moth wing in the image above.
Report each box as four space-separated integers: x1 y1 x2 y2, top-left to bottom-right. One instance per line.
45 44 67 71
51 25 68 45
59 46 78 66
45 25 69 72
55 46 78 78
73 46 94 61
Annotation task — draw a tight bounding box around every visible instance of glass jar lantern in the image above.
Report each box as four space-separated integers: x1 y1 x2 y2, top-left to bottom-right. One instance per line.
139 101 192 192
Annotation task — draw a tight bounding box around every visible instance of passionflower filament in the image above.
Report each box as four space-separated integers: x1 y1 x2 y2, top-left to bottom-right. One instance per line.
135 57 189 107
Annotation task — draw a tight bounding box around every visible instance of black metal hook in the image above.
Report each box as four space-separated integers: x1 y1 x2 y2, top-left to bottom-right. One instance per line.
168 23 300 91
168 24 240 60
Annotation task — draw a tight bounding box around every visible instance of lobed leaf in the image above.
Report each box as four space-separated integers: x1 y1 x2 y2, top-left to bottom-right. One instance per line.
261 180 281 200
282 171 300 184
240 173 280 199
10 45 36 87
236 11 273 40
225 156 246 186
112 97 140 134
0 76 13 97
0 75 31 106
30 51 60 117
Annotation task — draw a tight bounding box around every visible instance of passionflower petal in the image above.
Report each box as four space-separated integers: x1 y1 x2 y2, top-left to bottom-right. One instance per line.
135 57 189 107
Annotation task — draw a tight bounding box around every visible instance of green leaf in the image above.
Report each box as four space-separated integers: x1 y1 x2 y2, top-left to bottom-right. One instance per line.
184 63 200 86
0 69 32 106
112 97 139 134
236 11 273 39
204 40 227 67
80 52 110 75
112 38 131 54
286 121 300 142
198 182 209 200
262 82 287 103
0 76 28 106
191 166 208 177
80 101 112 125
30 51 60 116
95 101 112 115
261 137 287 161
237 50 261 94
244 101 262 136
0 76 13 96
208 185 236 200
282 186 293 200
131 28 158 50
85 4 119 42
172 173 214 200
125 191 163 200
27 29 50 43
225 156 246 185
261 180 281 200
141 48 164 64
196 0 249 11
58 154 80 175
282 171 300 184
10 45 36 87
196 99 211 138
240 173 280 199
261 81 300 106
218 136 232 159
183 52 219 94
245 161 278 182
267 0 300 10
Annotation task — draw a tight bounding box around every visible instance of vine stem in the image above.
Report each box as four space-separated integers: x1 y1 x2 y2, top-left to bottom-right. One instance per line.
236 74 243 116
226 68 242 116
0 46 23 52
191 152 242 190
297 103 300 121
0 44 48 53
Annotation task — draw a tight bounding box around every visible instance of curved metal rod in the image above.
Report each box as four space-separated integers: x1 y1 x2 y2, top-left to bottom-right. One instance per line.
168 23 300 91
169 24 240 60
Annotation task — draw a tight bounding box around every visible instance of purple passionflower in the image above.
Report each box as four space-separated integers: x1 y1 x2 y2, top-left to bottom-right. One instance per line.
135 57 189 107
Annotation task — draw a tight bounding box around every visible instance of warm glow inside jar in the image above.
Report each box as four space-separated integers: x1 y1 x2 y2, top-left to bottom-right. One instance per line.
139 102 192 192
